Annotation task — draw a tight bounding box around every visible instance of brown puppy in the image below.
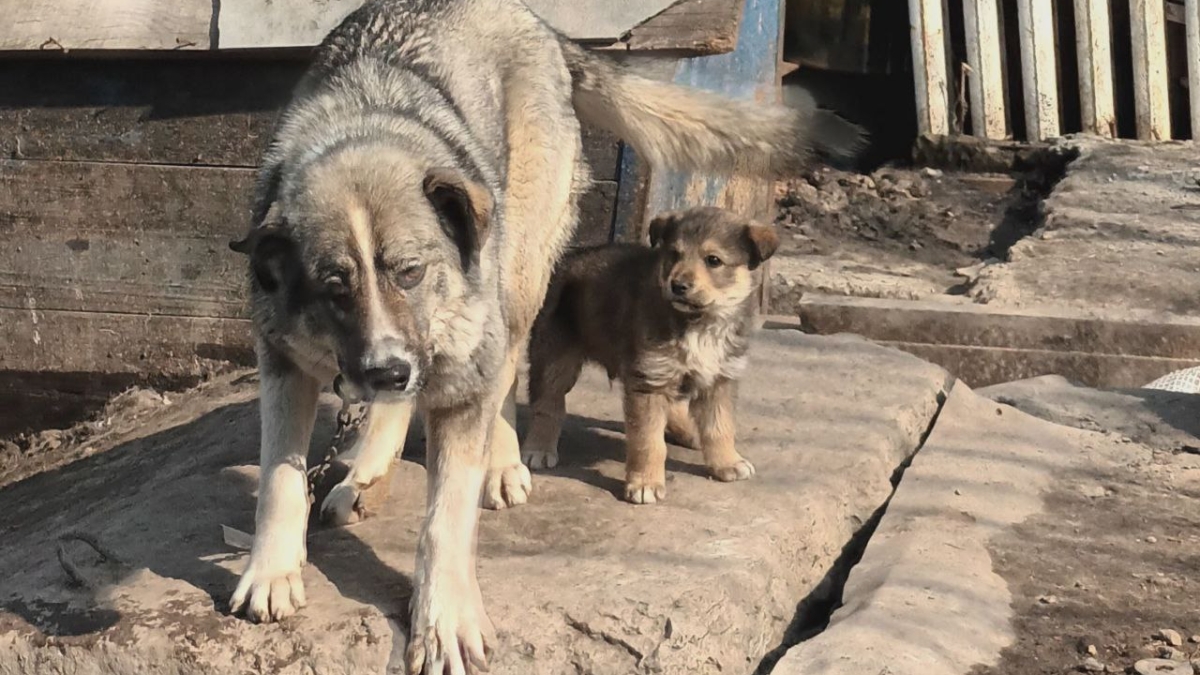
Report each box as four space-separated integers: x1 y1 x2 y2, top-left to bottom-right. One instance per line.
522 206 779 504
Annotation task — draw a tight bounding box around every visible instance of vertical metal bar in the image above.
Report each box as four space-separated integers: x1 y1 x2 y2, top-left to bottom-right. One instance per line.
1187 0 1200 138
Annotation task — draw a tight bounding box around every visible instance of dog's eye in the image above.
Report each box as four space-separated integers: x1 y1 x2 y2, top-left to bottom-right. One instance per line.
704 255 724 269
323 272 350 297
397 263 427 289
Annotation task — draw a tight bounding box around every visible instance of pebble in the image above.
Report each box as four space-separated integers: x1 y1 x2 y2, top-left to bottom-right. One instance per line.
1160 647 1185 660
1191 635 1200 644
1038 594 1059 605
1158 629 1184 647
1133 658 1194 675
1079 657 1105 672
1087 645 1099 657
921 167 944 178
1147 536 1159 544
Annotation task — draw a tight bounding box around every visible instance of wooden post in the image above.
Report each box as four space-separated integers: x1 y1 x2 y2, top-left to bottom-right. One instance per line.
1016 0 1060 140
1074 0 1117 137
909 0 950 136
962 0 1006 138
1187 0 1200 138
1129 0 1172 139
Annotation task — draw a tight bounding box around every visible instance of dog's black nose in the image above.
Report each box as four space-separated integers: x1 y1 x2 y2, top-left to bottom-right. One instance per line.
365 360 412 391
670 280 690 296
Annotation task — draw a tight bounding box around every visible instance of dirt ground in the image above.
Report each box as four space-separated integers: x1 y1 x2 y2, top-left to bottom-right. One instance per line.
977 419 1200 675
769 163 1046 312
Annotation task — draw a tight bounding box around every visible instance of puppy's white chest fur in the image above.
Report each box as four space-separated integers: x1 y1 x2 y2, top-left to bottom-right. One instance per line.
637 319 747 391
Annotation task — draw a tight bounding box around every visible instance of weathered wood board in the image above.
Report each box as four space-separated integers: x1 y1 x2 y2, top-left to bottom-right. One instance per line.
0 0 717 52
616 0 744 54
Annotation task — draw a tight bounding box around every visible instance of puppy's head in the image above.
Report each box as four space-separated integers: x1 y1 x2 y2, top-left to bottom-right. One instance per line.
231 143 494 401
647 206 779 317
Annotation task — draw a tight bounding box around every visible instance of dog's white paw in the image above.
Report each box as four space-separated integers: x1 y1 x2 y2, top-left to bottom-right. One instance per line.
407 575 495 675
521 447 559 470
320 482 364 526
230 541 306 623
711 457 756 482
624 480 666 505
481 462 531 510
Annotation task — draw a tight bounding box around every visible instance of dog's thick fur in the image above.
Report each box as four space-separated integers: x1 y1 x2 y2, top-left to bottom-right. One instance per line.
522 207 777 503
227 0 863 671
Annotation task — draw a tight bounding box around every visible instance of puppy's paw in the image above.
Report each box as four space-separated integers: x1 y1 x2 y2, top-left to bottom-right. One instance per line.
481 462 532 510
229 544 306 623
320 482 365 526
521 447 559 470
407 574 495 675
710 457 756 482
624 478 666 505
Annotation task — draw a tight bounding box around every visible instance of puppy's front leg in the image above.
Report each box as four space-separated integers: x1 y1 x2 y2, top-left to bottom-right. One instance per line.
231 345 321 622
693 378 755 482
407 400 496 675
623 389 670 504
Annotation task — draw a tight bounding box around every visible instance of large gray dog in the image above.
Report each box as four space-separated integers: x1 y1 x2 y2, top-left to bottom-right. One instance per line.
228 0 862 672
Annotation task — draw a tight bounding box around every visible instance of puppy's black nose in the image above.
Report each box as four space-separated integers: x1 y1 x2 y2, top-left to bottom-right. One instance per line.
670 280 690 296
365 360 412 391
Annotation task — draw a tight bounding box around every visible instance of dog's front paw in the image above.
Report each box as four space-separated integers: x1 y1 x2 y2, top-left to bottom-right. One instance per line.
481 462 532 510
710 457 756 482
407 576 495 675
521 446 559 470
624 477 666 504
229 543 306 623
320 482 365 526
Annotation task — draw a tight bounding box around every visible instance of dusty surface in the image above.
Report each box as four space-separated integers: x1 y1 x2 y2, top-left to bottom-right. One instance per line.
0 330 949 675
770 165 1034 313
968 140 1200 315
970 376 1200 675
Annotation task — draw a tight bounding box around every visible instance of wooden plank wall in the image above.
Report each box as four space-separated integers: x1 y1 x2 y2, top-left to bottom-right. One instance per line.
0 57 621 433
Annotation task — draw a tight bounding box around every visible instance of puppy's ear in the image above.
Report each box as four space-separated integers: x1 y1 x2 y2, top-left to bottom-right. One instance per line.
648 211 684 248
741 222 780 270
230 204 299 293
424 168 494 268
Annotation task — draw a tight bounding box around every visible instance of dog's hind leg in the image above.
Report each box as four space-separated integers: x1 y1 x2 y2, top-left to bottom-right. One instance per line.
522 328 583 470
665 398 700 449
693 378 755 482
481 349 533 510
231 345 320 622
320 398 414 525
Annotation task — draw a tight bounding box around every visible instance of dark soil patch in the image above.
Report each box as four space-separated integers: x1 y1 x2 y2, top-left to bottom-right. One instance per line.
975 454 1200 675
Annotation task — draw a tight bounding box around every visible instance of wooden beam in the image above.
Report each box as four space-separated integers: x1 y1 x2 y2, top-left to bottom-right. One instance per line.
1015 0 1060 140
0 0 213 52
909 0 951 136
1074 0 1117 137
1188 0 1200 138
1130 0 1173 139
962 0 1007 138
0 0 731 55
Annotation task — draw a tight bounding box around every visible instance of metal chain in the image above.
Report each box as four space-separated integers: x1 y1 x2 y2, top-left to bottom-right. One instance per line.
306 396 364 502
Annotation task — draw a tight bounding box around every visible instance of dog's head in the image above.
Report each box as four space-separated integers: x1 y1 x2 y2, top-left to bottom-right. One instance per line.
647 206 779 317
231 144 494 401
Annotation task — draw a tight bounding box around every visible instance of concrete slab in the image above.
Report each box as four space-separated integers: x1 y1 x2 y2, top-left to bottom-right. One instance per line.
773 382 1124 675
0 330 949 675
971 140 1200 315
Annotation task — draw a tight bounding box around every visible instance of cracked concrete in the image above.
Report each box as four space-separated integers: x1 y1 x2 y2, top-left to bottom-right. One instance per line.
0 329 949 675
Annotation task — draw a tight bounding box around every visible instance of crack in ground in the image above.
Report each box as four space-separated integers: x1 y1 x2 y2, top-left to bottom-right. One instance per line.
753 374 956 674
564 613 647 666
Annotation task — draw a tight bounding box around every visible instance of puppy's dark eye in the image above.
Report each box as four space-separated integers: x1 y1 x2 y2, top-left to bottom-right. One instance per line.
397 263 427 289
704 255 724 269
323 272 350 296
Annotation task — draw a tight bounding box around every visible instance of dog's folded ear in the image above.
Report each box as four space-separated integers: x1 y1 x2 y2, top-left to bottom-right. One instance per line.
229 205 300 294
424 168 494 268
742 222 780 270
648 211 684 248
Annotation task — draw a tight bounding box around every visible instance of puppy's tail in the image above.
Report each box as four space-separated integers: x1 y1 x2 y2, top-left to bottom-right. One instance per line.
558 40 866 175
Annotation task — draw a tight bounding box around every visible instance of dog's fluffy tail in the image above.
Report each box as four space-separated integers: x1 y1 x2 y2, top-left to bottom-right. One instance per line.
559 40 866 175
